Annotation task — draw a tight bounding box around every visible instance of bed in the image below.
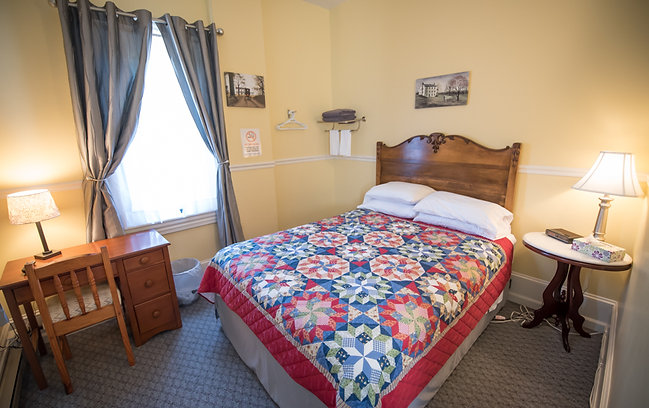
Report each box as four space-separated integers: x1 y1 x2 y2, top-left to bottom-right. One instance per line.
199 133 521 408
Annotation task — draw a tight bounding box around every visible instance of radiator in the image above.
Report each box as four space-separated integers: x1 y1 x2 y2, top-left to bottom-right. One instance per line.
0 307 22 408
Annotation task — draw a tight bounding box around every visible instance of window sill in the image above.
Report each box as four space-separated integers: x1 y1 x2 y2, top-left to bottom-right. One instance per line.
125 211 217 235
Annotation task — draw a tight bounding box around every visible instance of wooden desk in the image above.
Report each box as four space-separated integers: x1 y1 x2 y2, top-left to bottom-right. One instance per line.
0 230 183 389
521 232 632 352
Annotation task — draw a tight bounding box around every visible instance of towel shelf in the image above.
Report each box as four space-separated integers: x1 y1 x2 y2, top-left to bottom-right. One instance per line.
318 116 366 132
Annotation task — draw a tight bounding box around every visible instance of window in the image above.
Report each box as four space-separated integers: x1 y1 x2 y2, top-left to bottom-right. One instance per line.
108 27 217 231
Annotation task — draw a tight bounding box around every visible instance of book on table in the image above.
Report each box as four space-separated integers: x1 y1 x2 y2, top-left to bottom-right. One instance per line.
545 228 582 244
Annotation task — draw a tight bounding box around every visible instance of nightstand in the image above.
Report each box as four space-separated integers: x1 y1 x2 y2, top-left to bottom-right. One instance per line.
521 232 632 352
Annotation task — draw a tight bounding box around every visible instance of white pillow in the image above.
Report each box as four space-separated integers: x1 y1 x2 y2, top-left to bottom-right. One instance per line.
358 198 416 219
413 191 513 239
364 181 435 205
414 213 507 240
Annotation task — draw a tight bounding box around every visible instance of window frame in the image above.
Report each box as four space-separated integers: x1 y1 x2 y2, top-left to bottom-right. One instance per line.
109 26 219 233
125 211 217 235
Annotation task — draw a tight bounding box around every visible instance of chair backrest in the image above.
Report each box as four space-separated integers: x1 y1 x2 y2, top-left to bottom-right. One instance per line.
25 246 122 337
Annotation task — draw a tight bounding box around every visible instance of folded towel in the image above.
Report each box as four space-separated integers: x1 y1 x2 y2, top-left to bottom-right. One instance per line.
329 130 340 156
322 109 356 122
339 130 351 156
322 108 356 118
321 114 357 122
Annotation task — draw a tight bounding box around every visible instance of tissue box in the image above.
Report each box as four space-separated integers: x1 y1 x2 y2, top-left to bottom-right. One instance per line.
571 237 625 262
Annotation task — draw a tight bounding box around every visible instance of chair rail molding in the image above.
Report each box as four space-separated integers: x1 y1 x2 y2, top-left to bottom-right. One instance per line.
3 160 646 196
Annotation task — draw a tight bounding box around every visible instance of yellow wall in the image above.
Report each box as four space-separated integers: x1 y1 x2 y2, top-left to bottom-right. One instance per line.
0 0 332 312
1 0 87 268
609 181 649 405
0 0 332 252
328 0 649 301
213 0 279 239
1 0 648 311
260 0 337 229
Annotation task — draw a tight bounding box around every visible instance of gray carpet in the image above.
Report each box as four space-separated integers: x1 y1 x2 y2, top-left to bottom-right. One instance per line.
19 299 601 407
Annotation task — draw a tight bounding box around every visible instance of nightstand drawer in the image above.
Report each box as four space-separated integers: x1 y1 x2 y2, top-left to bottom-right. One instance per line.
134 293 176 334
123 249 165 272
126 264 170 304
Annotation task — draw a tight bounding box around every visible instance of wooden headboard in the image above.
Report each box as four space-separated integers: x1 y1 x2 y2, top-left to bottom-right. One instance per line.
376 133 521 211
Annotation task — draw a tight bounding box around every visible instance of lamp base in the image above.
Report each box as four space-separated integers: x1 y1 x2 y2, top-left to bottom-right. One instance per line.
592 194 613 241
34 250 62 260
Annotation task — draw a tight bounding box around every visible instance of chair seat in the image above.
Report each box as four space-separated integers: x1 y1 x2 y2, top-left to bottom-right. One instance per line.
46 283 120 323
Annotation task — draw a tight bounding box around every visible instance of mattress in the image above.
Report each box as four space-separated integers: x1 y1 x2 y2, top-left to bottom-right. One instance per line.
199 209 514 407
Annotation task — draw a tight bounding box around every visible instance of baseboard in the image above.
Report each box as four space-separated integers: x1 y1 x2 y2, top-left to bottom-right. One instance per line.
508 271 616 408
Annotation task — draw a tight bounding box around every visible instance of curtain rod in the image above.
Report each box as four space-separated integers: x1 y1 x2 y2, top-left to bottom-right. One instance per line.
48 0 224 35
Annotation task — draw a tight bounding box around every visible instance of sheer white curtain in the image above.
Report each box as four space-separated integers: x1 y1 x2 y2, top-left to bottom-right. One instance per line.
107 30 217 229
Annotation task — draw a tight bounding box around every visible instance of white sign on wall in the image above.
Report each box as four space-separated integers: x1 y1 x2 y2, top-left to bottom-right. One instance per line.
240 128 262 158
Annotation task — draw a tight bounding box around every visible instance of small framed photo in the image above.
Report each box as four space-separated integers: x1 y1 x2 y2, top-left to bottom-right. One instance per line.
224 72 266 108
415 71 470 109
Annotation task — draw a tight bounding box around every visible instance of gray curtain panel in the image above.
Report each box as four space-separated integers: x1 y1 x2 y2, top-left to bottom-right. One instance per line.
57 0 151 242
157 15 244 247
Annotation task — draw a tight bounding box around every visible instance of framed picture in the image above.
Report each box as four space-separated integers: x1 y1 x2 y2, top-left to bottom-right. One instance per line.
415 71 470 109
224 72 266 108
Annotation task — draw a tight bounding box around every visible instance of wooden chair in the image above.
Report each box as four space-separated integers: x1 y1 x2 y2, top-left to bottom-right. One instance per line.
24 246 135 394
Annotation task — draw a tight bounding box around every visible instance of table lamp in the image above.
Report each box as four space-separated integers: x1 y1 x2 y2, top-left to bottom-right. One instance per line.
572 151 644 241
7 189 62 259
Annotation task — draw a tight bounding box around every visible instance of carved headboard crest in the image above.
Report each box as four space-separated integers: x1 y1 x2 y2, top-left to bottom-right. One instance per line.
408 133 472 153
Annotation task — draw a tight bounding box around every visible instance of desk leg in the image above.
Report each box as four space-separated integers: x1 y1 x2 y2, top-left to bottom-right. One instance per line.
567 265 590 338
522 261 569 329
24 302 47 355
3 290 48 389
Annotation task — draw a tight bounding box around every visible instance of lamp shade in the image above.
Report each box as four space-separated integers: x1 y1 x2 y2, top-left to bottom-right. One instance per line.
7 189 60 225
572 152 644 197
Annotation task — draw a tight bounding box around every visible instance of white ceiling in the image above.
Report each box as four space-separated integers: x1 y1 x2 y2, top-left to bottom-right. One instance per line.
303 0 348 9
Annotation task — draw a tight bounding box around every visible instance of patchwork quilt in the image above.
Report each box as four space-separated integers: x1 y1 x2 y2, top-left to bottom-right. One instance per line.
199 209 513 408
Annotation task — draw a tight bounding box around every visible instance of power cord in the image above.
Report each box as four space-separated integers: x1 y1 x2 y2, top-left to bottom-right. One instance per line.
0 318 34 350
491 304 602 336
0 336 22 350
0 321 24 350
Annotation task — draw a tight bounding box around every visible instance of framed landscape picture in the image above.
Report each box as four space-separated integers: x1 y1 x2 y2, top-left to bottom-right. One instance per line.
415 71 470 109
224 72 266 108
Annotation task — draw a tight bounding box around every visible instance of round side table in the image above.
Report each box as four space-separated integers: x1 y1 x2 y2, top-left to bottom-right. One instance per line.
521 232 632 352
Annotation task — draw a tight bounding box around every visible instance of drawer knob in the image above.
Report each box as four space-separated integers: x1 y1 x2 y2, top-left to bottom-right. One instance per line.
144 279 154 288
139 256 150 265
152 310 161 319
